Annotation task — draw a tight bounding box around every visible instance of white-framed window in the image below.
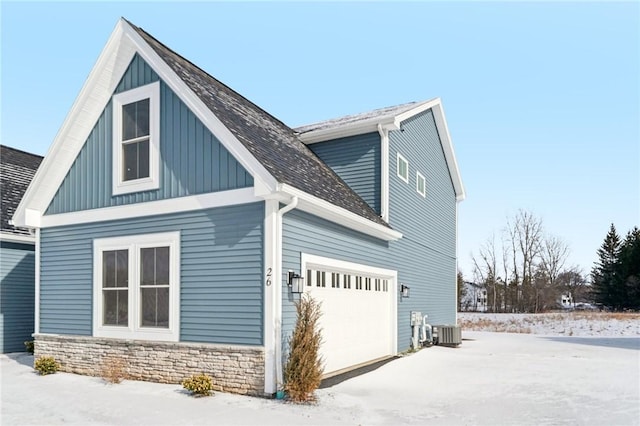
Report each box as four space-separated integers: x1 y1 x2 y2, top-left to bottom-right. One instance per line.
397 153 409 183
416 171 426 197
112 82 160 195
93 231 180 342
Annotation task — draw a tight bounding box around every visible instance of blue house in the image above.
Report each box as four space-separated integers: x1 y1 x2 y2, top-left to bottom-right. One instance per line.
1 145 43 353
13 19 464 395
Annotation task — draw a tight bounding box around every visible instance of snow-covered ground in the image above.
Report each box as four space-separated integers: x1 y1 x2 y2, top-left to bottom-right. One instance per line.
458 311 640 336
2 328 639 425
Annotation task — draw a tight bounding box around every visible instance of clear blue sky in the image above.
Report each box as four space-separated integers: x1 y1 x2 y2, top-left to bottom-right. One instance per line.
2 1 638 278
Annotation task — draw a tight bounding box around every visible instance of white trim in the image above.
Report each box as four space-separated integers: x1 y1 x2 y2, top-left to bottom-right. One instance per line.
112 82 160 195
0 232 35 244
277 184 402 241
92 231 180 342
12 18 277 229
416 171 426 197
297 98 465 202
397 153 409 184
263 200 278 394
300 253 398 358
377 124 390 222
34 229 41 334
35 187 258 228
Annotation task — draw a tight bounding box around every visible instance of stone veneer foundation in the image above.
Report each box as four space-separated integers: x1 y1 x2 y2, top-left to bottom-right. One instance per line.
34 334 266 396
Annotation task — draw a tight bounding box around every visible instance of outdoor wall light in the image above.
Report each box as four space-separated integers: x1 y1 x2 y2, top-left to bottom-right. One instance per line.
288 270 305 294
400 284 410 298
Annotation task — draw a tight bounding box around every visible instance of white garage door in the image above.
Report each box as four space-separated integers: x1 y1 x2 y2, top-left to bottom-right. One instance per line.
301 254 397 376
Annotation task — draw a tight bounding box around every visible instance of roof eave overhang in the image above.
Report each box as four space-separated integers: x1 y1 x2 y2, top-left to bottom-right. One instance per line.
0 231 35 244
267 183 402 242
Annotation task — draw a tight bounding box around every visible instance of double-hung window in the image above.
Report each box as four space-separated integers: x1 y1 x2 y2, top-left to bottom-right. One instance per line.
93 232 180 342
112 82 160 195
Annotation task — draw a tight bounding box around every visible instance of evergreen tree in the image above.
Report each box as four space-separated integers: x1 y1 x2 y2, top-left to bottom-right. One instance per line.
618 227 640 310
591 224 621 309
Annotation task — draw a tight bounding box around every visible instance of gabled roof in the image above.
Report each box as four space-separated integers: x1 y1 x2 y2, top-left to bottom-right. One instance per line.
14 19 401 240
129 22 390 229
296 98 466 202
0 145 42 239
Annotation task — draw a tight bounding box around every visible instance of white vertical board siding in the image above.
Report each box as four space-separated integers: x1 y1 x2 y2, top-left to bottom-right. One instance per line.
40 202 264 345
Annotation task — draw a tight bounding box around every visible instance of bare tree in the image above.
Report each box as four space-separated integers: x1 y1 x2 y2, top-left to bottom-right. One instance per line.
506 210 544 311
472 234 500 312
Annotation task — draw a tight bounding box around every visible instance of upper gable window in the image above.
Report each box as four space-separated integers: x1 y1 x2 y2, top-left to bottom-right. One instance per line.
112 82 160 195
416 171 426 197
397 153 409 183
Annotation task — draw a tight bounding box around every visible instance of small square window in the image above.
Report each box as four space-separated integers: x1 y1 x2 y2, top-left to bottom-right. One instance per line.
397 153 409 183
416 172 426 197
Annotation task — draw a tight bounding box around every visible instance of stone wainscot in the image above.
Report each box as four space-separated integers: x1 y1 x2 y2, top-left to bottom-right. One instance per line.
34 334 265 396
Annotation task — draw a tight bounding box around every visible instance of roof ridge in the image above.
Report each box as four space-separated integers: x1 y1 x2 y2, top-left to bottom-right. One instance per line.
129 22 297 135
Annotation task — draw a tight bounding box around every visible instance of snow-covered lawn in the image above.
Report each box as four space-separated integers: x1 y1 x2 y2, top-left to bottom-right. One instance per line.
458 311 640 336
3 328 639 425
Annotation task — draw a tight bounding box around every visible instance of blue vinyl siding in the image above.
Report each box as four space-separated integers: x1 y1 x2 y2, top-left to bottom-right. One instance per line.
309 132 381 214
40 202 264 345
46 54 253 215
0 242 35 353
389 109 457 325
282 108 457 354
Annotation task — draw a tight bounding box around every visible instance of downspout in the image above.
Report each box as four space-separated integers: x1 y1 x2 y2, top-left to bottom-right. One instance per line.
274 196 298 389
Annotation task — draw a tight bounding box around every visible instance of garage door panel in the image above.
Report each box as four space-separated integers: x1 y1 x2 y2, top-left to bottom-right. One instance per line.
302 256 396 375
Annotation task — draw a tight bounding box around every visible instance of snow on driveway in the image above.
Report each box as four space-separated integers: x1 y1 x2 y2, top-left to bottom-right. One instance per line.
2 332 639 425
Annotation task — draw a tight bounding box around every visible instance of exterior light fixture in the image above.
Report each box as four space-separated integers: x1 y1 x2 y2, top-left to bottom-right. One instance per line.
400 284 410 298
288 270 305 294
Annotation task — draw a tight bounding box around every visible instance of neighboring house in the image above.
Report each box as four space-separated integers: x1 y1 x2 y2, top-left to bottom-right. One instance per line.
12 19 465 396
559 293 573 309
1 145 43 353
460 281 488 312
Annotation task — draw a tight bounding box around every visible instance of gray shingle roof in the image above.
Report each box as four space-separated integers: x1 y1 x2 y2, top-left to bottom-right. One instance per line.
295 101 422 134
1 145 43 236
129 21 390 229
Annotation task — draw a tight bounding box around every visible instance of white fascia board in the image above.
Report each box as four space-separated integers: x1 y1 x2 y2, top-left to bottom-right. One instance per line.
429 102 466 202
0 232 35 244
13 19 134 228
395 99 466 202
298 117 399 144
13 18 277 229
39 187 259 228
278 184 402 241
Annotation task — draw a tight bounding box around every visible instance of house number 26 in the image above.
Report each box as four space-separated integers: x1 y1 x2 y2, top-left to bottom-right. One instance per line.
265 268 273 286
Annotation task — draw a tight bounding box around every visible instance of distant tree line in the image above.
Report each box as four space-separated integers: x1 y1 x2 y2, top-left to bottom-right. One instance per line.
591 224 640 311
469 210 588 313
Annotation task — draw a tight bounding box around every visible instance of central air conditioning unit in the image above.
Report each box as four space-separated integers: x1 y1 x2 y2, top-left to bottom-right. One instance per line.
434 325 462 347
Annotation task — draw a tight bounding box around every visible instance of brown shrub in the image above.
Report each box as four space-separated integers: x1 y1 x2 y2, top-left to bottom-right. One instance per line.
283 294 324 403
101 355 128 384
